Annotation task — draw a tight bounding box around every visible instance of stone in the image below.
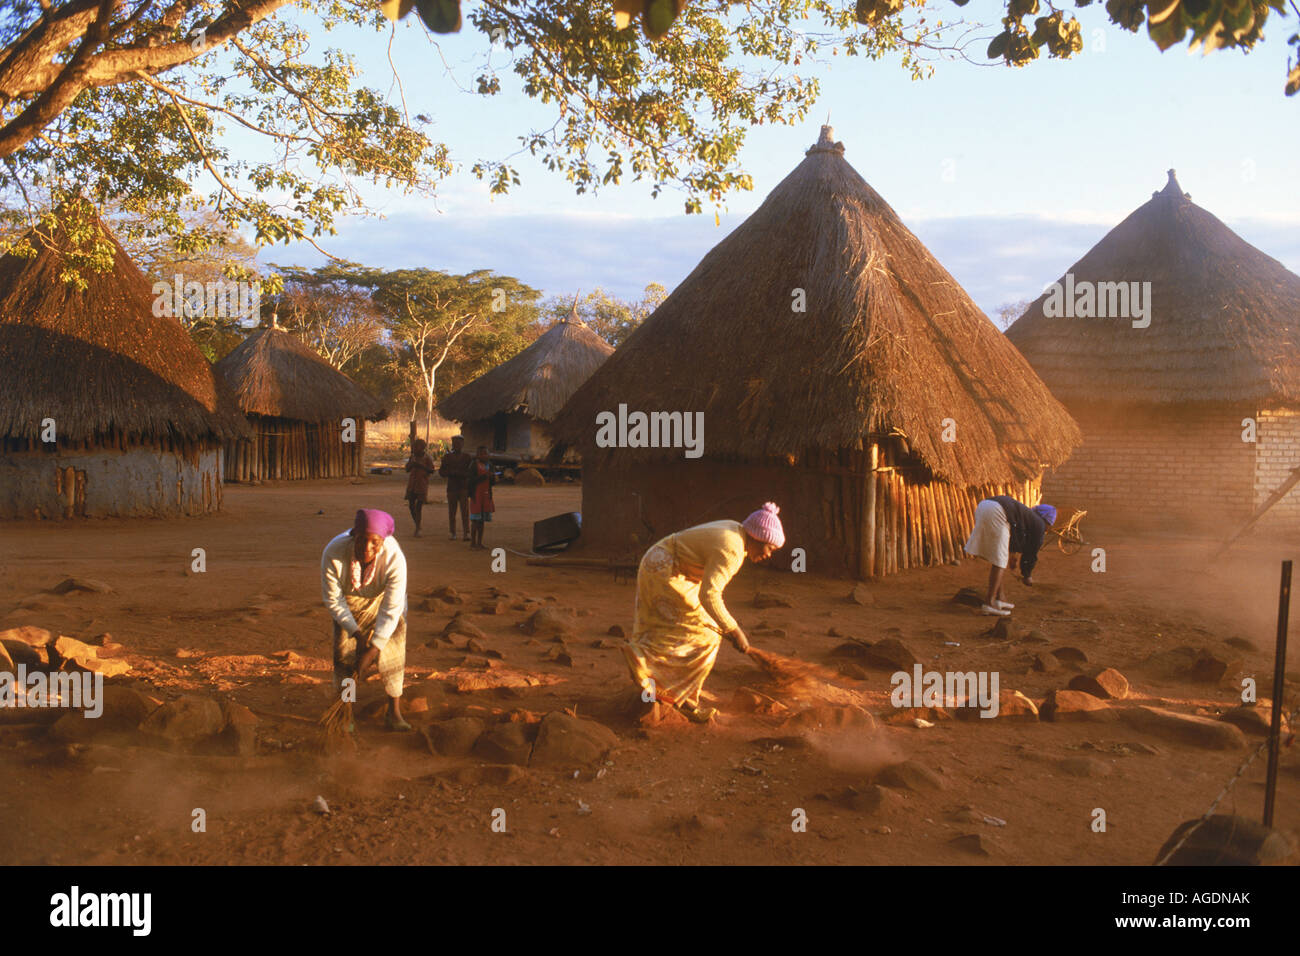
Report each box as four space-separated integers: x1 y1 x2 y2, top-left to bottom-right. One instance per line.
423 716 486 756
522 606 577 638
1068 667 1130 700
544 647 574 667
49 686 160 743
832 784 899 814
861 638 919 671
50 635 99 669
442 614 486 642
949 833 998 856
1118 706 1247 750
214 701 259 756
73 657 132 678
876 761 945 792
730 687 789 716
829 641 870 659
515 467 545 486
951 588 984 608
1031 652 1059 673
985 617 1024 641
139 696 225 750
607 624 626 638
431 585 464 605
1056 756 1113 777
1039 689 1114 723
1052 646 1088 665
782 704 875 733
591 639 620 650
1188 651 1242 684
478 600 509 615
1154 815 1296 866
1 639 46 669
955 689 1038 722
752 592 793 609
1219 701 1288 737
406 696 430 714
848 585 873 606
1022 629 1050 644
49 577 113 595
530 712 619 768
833 661 871 681
881 706 952 726
474 722 534 765
0 626 54 649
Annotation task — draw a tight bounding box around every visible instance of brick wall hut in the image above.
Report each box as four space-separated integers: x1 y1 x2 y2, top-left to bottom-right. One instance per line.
1005 171 1300 530
0 207 249 519
549 127 1081 578
215 322 387 481
438 307 614 461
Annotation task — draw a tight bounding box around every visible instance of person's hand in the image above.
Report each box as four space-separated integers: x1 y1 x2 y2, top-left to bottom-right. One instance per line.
357 642 380 677
727 627 750 654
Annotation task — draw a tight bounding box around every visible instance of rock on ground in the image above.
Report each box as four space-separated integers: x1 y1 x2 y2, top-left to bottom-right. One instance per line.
473 721 535 765
139 696 226 751
1039 689 1115 723
521 607 577 638
875 760 945 792
1118 706 1247 750
530 712 619 768
1068 667 1129 700
422 716 486 756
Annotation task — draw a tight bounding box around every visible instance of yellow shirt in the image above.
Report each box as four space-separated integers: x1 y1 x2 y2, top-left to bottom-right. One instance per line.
656 519 747 633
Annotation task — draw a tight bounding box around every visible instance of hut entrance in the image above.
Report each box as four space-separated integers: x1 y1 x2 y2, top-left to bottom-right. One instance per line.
491 413 508 452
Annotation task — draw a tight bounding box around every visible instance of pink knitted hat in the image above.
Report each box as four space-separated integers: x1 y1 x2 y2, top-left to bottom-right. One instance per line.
742 502 785 548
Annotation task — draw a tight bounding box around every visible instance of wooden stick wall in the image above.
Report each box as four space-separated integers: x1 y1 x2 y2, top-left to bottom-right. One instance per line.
224 416 368 481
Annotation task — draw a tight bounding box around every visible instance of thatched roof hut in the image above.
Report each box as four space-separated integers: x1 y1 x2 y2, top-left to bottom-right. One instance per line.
551 126 1081 576
215 322 387 481
438 306 614 460
0 208 248 518
1006 170 1300 527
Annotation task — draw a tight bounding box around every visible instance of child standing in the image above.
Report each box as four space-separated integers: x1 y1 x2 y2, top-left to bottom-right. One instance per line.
403 438 436 536
466 445 495 550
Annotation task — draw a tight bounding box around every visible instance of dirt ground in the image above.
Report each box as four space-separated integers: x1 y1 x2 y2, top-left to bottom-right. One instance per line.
1 470 1297 866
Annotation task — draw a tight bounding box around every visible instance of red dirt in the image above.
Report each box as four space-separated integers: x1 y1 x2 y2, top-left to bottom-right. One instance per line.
0 473 1297 865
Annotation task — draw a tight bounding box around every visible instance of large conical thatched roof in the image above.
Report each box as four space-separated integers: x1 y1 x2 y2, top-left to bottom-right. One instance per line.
215 324 387 422
551 127 1080 486
438 308 615 424
0 208 249 444
1006 170 1300 406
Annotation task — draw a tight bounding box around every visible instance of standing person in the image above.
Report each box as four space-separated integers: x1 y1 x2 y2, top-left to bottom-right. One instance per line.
624 502 784 723
439 435 473 541
320 508 411 731
963 496 1056 616
466 445 495 550
403 438 436 536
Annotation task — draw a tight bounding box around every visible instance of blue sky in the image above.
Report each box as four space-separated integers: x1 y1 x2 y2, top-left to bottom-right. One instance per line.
240 1 1300 319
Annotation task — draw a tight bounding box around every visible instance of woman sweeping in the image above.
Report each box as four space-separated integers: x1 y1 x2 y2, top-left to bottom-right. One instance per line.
320 508 411 731
466 445 495 551
403 438 436 536
963 496 1056 616
624 502 785 723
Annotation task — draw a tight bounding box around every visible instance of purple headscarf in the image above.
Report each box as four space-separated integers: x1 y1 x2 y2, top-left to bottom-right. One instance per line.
352 508 395 538
1032 504 1057 527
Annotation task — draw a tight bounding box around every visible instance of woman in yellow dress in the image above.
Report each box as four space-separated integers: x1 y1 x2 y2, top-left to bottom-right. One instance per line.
624 502 785 722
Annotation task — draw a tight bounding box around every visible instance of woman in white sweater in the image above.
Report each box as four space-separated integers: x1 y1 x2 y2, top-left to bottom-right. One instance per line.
320 508 410 731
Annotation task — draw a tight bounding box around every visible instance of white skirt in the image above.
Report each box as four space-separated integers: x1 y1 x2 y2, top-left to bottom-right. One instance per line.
964 499 1010 569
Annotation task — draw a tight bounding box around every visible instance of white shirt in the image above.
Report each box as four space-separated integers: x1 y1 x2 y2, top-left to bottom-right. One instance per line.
320 531 408 649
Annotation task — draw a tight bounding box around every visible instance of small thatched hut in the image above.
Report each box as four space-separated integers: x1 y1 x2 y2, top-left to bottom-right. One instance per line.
438 307 614 460
1006 170 1300 528
0 209 249 518
214 321 386 481
550 127 1081 577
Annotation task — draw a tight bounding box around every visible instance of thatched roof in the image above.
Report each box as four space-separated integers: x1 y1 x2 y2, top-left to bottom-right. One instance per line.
0 209 250 444
551 126 1080 486
1006 170 1300 407
438 308 615 424
215 324 387 422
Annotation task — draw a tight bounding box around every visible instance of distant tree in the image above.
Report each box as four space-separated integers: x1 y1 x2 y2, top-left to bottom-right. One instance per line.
364 268 540 439
995 298 1032 331
542 283 666 348
271 263 386 371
